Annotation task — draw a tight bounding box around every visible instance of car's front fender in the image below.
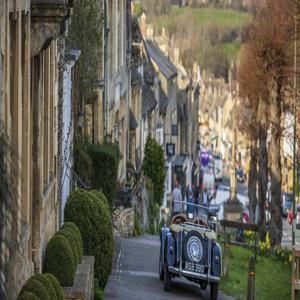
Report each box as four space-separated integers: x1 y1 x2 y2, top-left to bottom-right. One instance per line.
165 232 176 266
161 227 170 266
211 242 222 277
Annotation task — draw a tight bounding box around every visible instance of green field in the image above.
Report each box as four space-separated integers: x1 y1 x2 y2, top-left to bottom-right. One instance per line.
220 246 297 300
221 41 241 60
150 6 249 61
152 6 250 31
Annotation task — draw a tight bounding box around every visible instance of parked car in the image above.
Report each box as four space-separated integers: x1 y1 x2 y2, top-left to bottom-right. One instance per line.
214 156 223 182
159 210 221 300
236 168 245 183
282 192 293 217
296 206 300 229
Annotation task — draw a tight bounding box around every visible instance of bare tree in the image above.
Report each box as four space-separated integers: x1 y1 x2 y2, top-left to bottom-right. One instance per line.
239 0 295 246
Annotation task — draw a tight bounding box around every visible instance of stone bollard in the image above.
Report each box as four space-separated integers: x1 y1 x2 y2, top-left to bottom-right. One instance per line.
223 233 231 277
247 256 255 300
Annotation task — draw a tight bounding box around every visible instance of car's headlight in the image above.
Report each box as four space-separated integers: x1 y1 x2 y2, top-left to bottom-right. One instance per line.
187 236 203 263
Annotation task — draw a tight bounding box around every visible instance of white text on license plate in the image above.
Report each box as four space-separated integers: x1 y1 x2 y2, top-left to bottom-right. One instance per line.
185 262 204 273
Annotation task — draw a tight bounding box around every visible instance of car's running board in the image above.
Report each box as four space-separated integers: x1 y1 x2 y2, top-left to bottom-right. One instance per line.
168 266 220 282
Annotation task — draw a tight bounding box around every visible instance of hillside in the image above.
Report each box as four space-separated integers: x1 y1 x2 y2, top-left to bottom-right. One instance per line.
153 6 250 31
141 5 250 79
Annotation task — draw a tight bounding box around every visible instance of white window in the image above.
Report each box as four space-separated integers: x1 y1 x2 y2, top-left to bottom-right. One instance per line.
156 128 164 146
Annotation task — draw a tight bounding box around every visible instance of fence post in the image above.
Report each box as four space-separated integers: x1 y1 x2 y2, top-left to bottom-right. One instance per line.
223 233 231 277
247 256 255 300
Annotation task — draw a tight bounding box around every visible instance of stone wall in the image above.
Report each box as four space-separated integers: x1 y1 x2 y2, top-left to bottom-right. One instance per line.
113 206 134 237
63 256 94 300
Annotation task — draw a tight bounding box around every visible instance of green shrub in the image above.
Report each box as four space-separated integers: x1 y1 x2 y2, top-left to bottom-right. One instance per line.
31 274 56 300
61 222 84 261
17 291 41 300
44 274 64 300
57 227 80 264
94 288 104 300
143 136 165 206
87 143 120 210
73 138 92 186
44 235 76 287
64 189 114 288
89 190 110 212
19 278 50 300
133 206 142 237
94 279 104 300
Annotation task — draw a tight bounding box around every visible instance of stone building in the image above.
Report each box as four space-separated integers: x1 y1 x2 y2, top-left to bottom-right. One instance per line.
0 1 72 298
103 0 132 181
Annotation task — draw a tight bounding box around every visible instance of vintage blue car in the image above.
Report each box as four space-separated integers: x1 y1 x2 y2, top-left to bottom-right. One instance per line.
159 208 221 300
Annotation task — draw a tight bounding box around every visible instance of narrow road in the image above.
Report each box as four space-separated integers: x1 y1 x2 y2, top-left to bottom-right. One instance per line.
104 235 234 300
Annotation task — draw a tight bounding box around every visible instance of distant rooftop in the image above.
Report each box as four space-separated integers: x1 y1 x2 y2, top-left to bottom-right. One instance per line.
144 40 177 79
142 84 157 116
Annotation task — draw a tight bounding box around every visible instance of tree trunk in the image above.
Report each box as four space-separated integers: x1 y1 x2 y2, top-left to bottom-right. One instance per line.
268 80 282 247
258 125 268 240
257 98 268 241
248 137 258 223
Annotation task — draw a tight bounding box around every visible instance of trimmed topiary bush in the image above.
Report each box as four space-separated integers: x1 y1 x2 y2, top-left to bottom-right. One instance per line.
44 235 76 287
31 274 56 300
89 190 110 212
87 143 120 210
17 291 41 300
64 189 114 288
44 273 64 300
56 227 80 264
61 222 84 262
19 278 50 300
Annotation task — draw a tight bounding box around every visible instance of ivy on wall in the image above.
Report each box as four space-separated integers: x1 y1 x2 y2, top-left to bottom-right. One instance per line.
67 0 102 103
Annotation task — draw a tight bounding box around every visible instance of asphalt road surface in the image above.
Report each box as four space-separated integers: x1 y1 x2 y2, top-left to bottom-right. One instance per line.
104 235 234 300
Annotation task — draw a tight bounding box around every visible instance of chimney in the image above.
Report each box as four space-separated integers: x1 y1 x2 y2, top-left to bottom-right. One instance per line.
140 12 147 39
147 24 154 40
173 47 180 67
193 62 198 83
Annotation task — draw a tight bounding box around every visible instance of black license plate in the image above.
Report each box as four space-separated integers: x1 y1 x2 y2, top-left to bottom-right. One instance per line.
185 261 205 273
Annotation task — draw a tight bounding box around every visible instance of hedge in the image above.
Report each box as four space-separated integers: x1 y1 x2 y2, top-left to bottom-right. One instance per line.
17 291 40 300
18 278 50 300
44 274 64 300
89 190 110 212
31 274 57 300
44 235 76 286
56 227 80 264
143 136 165 206
64 189 114 288
61 222 84 262
87 143 120 210
73 139 92 186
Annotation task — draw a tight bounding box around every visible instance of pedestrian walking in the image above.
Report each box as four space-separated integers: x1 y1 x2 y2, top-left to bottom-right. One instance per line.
172 180 182 216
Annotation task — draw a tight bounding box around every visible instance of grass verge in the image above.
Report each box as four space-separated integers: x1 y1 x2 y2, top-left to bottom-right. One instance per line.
220 246 298 300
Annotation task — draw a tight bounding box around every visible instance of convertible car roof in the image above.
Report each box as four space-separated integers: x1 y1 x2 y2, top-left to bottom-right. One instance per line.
170 223 216 240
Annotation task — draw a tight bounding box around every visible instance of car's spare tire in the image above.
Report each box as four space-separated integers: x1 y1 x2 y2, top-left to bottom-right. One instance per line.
183 230 207 265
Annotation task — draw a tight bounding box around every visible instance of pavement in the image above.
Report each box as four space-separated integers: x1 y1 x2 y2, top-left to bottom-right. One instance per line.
281 218 300 248
104 235 234 300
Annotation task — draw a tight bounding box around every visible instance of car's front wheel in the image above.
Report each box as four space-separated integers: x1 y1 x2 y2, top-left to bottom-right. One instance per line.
210 282 219 300
164 262 171 292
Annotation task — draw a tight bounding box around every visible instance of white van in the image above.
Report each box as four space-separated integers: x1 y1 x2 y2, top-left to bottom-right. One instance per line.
214 157 223 181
